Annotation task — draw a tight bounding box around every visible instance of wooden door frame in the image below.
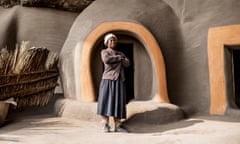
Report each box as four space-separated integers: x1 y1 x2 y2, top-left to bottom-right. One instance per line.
208 25 240 114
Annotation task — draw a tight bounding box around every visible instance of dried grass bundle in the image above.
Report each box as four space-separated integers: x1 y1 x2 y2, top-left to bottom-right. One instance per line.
0 47 12 74
0 41 59 108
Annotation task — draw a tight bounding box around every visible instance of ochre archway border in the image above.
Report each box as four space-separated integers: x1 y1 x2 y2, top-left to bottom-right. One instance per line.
80 21 169 103
208 25 240 115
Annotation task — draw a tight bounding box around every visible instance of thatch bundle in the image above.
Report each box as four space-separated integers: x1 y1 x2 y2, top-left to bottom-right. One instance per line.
0 0 95 12
0 41 59 108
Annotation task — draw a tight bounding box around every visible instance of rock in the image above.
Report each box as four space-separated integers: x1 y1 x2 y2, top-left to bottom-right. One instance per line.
0 98 16 126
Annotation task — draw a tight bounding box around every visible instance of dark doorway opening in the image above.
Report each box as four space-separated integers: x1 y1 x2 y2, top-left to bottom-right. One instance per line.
233 50 240 107
116 43 134 103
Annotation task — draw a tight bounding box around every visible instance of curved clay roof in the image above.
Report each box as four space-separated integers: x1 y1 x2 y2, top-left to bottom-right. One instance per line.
60 0 179 100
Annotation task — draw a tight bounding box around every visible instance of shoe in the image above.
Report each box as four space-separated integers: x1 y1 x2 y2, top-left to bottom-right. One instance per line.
103 123 111 133
115 125 128 133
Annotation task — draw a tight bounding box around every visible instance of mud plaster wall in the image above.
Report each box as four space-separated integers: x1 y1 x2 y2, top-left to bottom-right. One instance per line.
1 0 240 114
162 0 240 114
60 0 240 114
0 6 78 53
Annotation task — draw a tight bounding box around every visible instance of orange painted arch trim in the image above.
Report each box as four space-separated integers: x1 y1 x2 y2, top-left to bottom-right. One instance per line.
208 25 240 115
80 21 169 103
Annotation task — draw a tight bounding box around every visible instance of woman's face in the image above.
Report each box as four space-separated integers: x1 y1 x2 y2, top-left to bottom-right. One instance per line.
107 37 117 49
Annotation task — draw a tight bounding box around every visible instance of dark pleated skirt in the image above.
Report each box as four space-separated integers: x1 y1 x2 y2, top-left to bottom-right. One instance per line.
97 78 126 119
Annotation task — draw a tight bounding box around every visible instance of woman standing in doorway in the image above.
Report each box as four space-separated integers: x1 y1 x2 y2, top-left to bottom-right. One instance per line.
97 33 130 133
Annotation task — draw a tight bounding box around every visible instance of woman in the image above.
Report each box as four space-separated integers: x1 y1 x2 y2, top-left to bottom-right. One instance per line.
97 33 130 133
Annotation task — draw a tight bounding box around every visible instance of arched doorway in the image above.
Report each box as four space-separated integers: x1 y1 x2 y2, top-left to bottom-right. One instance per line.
80 21 169 103
91 34 153 103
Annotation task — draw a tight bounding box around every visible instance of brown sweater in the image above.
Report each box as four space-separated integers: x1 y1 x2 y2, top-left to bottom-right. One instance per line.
101 48 130 81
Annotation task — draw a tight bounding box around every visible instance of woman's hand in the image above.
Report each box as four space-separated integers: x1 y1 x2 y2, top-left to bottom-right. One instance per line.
120 56 125 61
120 56 130 67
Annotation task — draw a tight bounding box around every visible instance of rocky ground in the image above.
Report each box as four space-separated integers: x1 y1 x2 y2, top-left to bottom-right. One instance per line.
1 113 240 144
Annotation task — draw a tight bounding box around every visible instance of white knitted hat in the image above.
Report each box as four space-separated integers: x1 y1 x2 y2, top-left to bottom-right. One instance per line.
104 33 117 46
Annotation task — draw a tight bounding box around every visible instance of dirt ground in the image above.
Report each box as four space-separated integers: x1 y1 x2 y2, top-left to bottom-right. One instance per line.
1 114 240 144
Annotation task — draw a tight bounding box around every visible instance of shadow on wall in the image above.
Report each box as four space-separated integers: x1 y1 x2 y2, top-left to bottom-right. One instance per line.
0 6 18 50
3 14 17 50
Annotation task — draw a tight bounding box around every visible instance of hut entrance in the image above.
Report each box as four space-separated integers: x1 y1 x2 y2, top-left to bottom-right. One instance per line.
208 25 240 114
80 21 169 103
225 45 240 108
91 35 153 103
232 49 240 107
116 43 134 103
91 40 135 103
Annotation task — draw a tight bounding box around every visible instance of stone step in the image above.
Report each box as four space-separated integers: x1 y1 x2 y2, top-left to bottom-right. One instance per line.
55 99 184 125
